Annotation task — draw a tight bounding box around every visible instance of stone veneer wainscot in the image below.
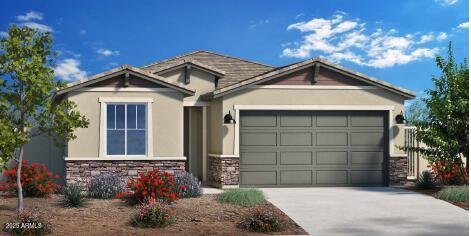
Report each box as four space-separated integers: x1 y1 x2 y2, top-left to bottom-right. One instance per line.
66 160 185 189
389 155 408 185
208 156 239 188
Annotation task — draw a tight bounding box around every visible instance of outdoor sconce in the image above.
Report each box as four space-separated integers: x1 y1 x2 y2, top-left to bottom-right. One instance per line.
395 112 406 124
224 111 236 124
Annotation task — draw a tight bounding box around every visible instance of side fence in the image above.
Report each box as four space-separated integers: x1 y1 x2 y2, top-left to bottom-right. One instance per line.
405 126 420 180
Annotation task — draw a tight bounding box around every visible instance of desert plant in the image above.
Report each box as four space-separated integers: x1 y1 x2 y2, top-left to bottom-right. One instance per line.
217 188 265 206
59 184 88 208
174 171 202 198
416 170 436 189
2 209 53 235
130 198 175 228
437 186 469 202
116 169 182 205
430 161 468 185
88 173 126 199
0 161 61 198
238 207 283 232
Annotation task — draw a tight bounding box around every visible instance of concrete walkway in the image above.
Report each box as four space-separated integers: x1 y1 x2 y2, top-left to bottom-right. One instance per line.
262 187 468 236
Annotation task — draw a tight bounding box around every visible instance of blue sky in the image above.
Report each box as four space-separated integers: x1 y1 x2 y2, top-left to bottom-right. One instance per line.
0 0 468 99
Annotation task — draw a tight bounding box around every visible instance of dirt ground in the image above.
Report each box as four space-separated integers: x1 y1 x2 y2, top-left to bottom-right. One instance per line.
0 194 307 236
402 185 469 210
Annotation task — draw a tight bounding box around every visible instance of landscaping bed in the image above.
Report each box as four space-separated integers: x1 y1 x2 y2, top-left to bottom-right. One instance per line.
0 194 307 235
402 185 469 210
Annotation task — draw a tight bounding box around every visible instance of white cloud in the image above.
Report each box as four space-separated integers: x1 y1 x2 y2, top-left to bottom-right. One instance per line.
96 48 120 56
80 29 87 35
295 13 305 19
55 59 87 81
457 22 469 29
249 19 270 29
282 13 443 68
418 33 434 44
435 0 458 6
437 32 448 41
0 31 7 37
16 11 43 21
20 22 53 32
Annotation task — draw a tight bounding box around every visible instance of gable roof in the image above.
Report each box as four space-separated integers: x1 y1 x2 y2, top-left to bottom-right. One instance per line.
141 50 274 88
153 59 226 77
210 57 416 99
56 65 195 96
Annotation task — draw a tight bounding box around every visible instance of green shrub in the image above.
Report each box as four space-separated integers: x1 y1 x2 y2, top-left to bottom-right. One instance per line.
2 209 53 235
416 170 436 189
59 184 88 208
174 172 202 198
238 207 283 232
130 199 175 228
437 186 468 202
217 188 265 206
88 173 126 199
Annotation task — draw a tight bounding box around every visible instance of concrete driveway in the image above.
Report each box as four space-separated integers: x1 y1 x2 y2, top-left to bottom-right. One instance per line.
262 187 468 236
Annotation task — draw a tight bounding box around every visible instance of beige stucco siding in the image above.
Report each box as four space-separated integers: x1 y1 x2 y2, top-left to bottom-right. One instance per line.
67 91 184 158
217 88 406 155
160 68 215 102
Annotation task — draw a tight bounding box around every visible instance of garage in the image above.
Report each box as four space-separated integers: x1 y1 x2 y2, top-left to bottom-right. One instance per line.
239 110 388 187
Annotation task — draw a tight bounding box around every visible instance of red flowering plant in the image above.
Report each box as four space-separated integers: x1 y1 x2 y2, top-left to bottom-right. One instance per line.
116 169 184 205
430 160 468 185
0 160 61 197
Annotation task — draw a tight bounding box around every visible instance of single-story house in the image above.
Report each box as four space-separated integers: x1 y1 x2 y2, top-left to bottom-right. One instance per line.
33 50 416 188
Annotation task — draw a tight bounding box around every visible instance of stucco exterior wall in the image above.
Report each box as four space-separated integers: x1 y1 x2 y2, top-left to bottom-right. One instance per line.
160 68 215 102
218 88 406 155
67 90 184 158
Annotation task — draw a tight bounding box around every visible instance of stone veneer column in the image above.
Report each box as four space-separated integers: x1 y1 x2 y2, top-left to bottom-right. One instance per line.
389 155 408 185
66 160 185 189
208 156 239 188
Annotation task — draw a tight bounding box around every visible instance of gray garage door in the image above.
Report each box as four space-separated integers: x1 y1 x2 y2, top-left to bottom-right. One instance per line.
239 111 388 187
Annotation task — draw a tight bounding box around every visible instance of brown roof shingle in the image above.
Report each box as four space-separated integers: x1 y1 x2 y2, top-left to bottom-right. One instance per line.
141 50 274 88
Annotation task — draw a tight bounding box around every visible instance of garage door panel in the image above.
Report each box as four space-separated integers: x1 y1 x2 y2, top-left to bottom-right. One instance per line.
241 132 277 146
280 170 312 185
280 114 312 127
316 151 348 165
351 151 383 165
316 132 348 146
280 151 312 165
240 114 277 127
316 170 348 184
351 115 384 127
351 132 384 146
240 171 277 185
350 170 383 184
240 152 277 165
280 132 312 146
240 110 386 187
316 114 348 127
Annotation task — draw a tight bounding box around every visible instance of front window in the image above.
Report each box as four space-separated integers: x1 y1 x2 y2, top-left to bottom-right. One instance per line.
106 104 146 155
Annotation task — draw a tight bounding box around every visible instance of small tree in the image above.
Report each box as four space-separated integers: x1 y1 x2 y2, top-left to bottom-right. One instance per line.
0 25 89 211
402 42 468 184
405 99 430 125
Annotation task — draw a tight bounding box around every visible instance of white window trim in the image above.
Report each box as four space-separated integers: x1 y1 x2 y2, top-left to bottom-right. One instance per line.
99 97 154 158
231 105 395 157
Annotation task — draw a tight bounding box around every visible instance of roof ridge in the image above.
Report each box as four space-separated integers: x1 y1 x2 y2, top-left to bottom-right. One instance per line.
141 50 274 69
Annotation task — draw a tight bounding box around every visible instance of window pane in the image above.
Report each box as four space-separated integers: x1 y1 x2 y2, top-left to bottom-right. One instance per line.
106 105 115 129
137 105 146 129
107 130 125 155
116 105 125 129
127 130 146 155
127 105 136 129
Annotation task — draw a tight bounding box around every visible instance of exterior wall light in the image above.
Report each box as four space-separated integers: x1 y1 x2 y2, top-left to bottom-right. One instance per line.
224 111 236 124
395 112 406 124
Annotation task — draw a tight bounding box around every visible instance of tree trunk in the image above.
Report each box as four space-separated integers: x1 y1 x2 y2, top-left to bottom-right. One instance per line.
16 146 24 212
